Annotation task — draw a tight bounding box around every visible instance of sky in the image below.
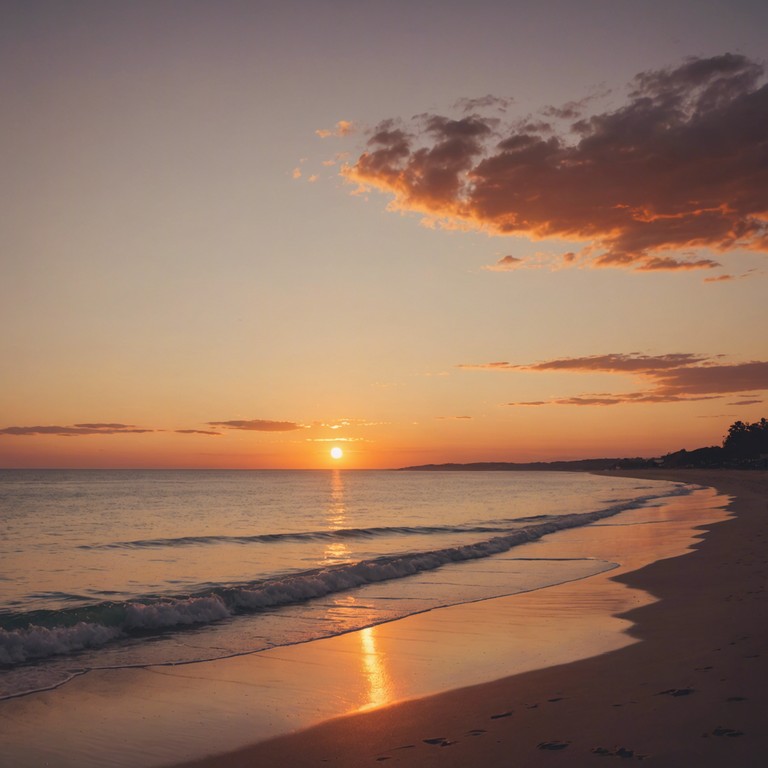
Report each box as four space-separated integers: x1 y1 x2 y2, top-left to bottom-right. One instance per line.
1 0 767 469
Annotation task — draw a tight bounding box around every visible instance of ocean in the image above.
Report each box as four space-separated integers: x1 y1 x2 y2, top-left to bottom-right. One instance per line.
0 468 690 701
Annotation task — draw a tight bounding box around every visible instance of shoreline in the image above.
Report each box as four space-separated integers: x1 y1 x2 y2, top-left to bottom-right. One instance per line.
1 470 763 767
172 469 767 767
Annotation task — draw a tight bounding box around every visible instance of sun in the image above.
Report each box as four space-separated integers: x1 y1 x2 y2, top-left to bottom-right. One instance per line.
330 446 343 460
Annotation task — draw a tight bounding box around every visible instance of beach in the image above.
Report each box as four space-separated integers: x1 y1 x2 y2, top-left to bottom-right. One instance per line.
1 469 765 767
168 470 766 767
174 470 766 768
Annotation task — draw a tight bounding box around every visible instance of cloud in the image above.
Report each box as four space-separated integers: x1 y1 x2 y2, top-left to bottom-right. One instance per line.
1 420 310 437
461 352 768 406
207 419 304 432
316 120 355 138
635 256 720 271
541 96 594 120
0 424 153 436
436 415 473 420
653 361 768 395
175 429 222 436
459 352 710 373
453 95 512 113
509 393 720 406
312 418 384 429
729 399 763 406
343 54 768 271
305 437 367 443
483 254 523 271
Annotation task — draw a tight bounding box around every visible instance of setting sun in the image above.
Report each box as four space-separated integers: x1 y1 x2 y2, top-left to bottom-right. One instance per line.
330 447 343 460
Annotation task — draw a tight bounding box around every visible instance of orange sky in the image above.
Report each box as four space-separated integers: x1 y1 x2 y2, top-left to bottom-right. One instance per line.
1 1 767 469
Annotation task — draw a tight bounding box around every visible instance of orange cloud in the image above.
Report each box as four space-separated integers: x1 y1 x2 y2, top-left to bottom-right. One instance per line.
344 54 768 270
305 437 367 443
316 120 355 138
461 353 768 406
207 419 304 432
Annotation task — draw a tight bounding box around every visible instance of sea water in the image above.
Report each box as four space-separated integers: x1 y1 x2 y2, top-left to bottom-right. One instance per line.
0 469 690 700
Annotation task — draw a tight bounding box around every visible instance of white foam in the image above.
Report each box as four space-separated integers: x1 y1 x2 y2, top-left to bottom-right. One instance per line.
124 595 231 628
0 622 122 665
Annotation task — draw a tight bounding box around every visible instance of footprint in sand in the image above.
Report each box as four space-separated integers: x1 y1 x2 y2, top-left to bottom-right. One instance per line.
705 726 744 738
656 688 695 697
490 711 513 719
423 737 457 747
537 741 570 750
592 746 638 758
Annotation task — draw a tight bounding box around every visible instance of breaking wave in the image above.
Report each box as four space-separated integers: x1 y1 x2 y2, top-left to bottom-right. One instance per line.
0 491 679 669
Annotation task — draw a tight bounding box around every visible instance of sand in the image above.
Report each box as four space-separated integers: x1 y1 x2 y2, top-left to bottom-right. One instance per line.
1 470 765 767
172 470 768 768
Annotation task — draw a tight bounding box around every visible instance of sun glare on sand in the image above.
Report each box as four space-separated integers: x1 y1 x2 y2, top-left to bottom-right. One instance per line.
330 447 343 460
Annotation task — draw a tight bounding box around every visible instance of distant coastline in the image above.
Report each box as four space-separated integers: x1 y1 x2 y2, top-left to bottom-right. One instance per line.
399 458 633 471
402 418 768 472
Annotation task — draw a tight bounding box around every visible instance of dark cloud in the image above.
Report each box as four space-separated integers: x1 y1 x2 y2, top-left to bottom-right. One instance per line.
653 361 768 395
453 95 512 113
461 353 768 406
207 419 304 432
541 96 593 120
459 353 710 373
345 54 768 271
483 254 524 271
729 399 763 406
0 424 153 436
510 393 720 406
175 429 222 436
635 256 720 271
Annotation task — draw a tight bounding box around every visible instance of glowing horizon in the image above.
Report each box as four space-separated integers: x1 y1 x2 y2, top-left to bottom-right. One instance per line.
1 2 766 470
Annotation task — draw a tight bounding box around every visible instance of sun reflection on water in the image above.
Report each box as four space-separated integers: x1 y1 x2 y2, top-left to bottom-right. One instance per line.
323 469 391 710
359 625 391 710
321 468 352 565
327 468 346 529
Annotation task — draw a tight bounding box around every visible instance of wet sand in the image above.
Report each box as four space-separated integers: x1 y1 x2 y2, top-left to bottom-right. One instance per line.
173 470 768 767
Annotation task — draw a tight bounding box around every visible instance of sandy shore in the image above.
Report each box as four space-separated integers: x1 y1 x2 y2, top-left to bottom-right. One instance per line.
172 470 767 768
1 470 764 767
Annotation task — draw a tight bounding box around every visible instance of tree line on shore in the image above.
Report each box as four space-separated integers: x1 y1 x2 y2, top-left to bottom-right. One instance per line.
650 418 768 469
400 419 768 472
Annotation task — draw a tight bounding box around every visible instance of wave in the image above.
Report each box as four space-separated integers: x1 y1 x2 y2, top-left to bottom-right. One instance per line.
77 520 551 550
0 490 685 668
